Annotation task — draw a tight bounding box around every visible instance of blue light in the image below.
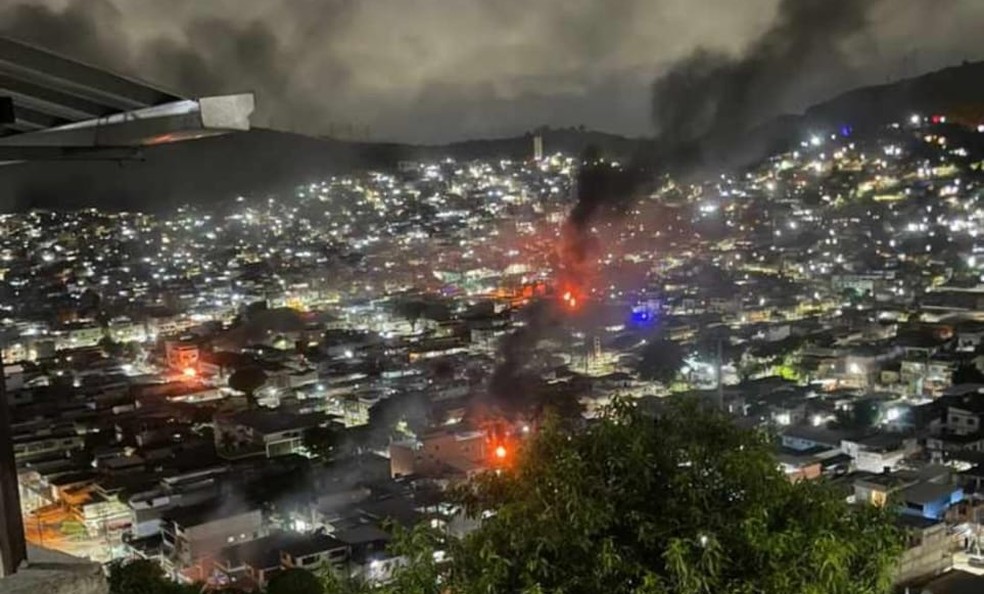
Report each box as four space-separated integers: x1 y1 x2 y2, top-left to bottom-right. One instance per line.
630 305 657 326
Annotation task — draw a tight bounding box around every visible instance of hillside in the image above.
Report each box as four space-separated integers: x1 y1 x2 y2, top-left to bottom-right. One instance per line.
0 127 644 212
2 59 984 212
804 60 984 130
0 130 399 212
729 60 984 171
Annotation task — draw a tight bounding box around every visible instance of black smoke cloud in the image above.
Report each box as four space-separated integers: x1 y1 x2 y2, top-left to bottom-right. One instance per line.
0 0 353 134
485 300 562 417
485 0 884 416
651 0 882 168
0 0 126 69
482 158 648 418
8 0 980 142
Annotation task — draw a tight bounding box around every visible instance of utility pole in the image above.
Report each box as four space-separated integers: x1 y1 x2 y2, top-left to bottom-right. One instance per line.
0 347 28 576
716 337 724 411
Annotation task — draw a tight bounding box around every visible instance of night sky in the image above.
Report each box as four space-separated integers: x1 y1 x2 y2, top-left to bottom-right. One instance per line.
2 0 983 143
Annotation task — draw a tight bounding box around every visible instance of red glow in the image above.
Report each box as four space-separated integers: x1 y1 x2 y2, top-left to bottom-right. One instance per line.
495 445 507 459
558 284 583 312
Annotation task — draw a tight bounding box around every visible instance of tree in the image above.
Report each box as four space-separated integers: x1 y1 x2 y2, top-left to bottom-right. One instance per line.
833 400 880 430
98 335 124 358
635 339 686 384
367 391 431 443
393 297 452 332
953 363 984 385
304 424 338 461
218 431 238 455
228 366 267 409
267 568 324 594
393 299 426 332
108 559 167 594
392 398 903 593
122 341 142 361
107 559 198 594
317 524 443 594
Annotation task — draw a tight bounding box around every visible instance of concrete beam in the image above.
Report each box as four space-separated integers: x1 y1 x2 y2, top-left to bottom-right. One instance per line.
0 37 179 111
0 93 255 149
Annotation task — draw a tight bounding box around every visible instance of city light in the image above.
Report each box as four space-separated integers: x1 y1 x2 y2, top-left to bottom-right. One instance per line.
2 52 982 580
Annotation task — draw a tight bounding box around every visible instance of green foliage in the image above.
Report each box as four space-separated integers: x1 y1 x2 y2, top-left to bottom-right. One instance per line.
392 297 451 330
318 524 444 594
953 363 984 385
773 360 802 382
267 568 325 594
395 398 903 593
321 569 372 594
228 366 268 408
98 335 124 358
304 424 339 461
635 339 685 384
59 519 87 537
366 391 431 445
114 401 905 594
833 400 880 430
107 560 198 594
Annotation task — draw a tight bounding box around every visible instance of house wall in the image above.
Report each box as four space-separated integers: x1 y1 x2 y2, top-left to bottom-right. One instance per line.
388 432 486 478
894 524 953 585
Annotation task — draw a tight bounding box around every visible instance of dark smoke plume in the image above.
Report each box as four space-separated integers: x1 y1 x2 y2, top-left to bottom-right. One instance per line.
485 0 875 409
560 151 647 296
482 153 648 417
486 300 563 416
651 0 881 170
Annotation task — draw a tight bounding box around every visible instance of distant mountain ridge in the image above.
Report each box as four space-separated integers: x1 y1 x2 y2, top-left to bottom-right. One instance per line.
1 60 983 212
0 128 645 212
732 59 984 170
804 60 984 129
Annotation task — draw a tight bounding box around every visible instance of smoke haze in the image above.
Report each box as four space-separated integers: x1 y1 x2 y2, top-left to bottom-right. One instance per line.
2 0 982 142
650 0 890 166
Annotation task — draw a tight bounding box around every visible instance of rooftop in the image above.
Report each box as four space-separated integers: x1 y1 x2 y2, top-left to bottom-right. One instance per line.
216 533 295 570
900 481 961 505
221 409 327 435
280 533 348 558
163 498 258 528
894 514 942 531
334 524 391 546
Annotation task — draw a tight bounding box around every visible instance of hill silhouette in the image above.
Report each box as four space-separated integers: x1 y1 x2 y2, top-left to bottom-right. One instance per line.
2 60 984 212
0 127 641 212
715 59 984 172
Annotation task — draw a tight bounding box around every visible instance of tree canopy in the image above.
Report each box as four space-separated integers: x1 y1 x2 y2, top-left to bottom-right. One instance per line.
438 399 903 593
318 399 903 594
228 366 268 408
635 339 686 384
953 362 984 385
113 399 905 594
304 424 339 461
107 559 197 594
833 399 881 431
267 568 325 594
